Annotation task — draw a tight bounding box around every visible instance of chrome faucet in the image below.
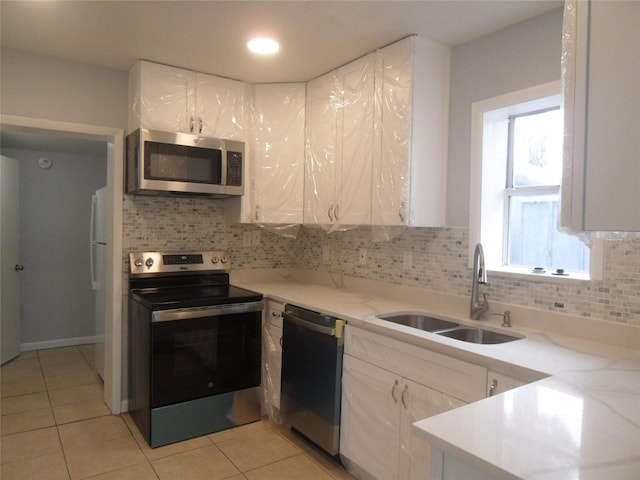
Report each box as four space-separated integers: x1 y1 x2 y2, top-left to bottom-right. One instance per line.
470 243 489 320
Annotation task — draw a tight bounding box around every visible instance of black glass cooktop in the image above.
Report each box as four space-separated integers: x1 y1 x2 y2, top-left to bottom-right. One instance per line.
130 283 263 310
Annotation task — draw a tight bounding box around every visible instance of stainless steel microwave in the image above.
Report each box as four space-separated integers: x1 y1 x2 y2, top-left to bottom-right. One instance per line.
126 129 245 197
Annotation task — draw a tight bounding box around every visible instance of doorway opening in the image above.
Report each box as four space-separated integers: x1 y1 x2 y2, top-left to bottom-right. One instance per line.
0 114 123 414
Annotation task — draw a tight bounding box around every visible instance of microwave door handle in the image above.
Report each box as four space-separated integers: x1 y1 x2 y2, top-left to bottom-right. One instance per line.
220 147 228 185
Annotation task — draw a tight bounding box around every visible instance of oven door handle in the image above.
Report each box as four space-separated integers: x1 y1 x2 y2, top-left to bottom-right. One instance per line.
152 301 263 322
283 311 339 337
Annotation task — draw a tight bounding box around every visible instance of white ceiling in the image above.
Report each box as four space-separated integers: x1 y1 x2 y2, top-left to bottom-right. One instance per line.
0 0 562 154
1 0 563 84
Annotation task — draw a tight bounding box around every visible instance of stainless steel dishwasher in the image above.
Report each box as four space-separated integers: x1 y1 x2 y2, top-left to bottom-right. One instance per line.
281 304 345 456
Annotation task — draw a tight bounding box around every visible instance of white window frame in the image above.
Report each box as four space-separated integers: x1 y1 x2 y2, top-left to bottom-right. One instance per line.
469 81 603 281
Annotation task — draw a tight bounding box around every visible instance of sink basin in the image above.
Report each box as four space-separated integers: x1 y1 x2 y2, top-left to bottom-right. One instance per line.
437 327 523 344
376 313 459 332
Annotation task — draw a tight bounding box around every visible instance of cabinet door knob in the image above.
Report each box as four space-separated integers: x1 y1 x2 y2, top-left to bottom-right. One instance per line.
391 379 399 403
489 378 498 396
401 384 408 409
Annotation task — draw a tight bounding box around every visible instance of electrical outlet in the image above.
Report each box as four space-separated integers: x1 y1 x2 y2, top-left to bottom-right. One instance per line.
242 232 252 247
403 251 413 270
359 248 367 265
251 230 261 245
322 245 330 263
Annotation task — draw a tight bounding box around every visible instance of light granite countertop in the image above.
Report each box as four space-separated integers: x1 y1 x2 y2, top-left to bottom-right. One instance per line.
232 269 640 479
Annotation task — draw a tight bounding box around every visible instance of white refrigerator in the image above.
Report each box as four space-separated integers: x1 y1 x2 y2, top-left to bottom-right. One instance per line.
90 186 107 381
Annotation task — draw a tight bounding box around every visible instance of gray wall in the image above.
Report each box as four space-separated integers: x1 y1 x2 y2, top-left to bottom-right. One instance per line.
0 48 128 129
445 7 564 226
3 147 107 344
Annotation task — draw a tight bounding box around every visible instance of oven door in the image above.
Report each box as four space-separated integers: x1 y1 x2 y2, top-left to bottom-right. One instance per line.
151 302 262 408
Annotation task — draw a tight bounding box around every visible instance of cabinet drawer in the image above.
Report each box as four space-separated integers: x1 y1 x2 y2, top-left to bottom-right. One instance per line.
345 325 486 403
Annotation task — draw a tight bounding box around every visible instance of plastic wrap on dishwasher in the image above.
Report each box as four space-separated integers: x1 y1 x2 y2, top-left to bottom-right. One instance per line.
252 83 306 231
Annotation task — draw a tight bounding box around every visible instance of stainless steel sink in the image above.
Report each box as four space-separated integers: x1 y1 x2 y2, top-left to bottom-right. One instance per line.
436 327 523 344
376 313 459 332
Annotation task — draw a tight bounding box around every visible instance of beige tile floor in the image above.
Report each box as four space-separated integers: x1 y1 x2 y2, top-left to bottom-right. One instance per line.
1 345 354 480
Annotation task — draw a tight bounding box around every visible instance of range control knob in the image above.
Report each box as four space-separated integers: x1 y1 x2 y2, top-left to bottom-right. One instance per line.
145 258 154 268
211 256 219 264
221 255 228 263
134 258 143 267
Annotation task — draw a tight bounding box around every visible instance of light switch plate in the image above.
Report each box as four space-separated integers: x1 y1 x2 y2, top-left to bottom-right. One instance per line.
359 248 367 265
251 230 261 245
322 246 330 263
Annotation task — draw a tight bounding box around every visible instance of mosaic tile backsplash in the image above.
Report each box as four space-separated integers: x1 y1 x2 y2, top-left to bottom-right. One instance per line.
123 196 640 326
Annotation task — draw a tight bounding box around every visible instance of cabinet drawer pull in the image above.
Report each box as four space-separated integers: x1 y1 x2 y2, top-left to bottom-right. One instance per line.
391 379 399 403
334 204 339 222
489 378 498 396
328 205 334 222
198 117 203 134
401 384 408 409
190 116 195 133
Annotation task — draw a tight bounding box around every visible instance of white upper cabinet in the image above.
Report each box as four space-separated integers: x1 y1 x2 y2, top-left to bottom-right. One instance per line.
372 36 450 227
252 83 306 224
304 54 375 230
304 69 339 228
225 83 306 225
129 60 249 141
195 73 249 141
128 61 195 134
561 0 640 232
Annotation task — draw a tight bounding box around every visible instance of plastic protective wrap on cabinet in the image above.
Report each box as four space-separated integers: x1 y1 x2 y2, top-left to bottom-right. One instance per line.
261 320 283 424
251 83 305 237
130 61 248 141
304 53 375 233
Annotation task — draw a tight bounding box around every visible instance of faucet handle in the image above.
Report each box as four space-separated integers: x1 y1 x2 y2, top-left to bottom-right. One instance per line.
491 310 512 327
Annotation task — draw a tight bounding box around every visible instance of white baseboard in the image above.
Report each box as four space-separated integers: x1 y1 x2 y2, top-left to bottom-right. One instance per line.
21 335 101 352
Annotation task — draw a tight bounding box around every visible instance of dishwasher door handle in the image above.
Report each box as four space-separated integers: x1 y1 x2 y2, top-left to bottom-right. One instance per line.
283 312 339 337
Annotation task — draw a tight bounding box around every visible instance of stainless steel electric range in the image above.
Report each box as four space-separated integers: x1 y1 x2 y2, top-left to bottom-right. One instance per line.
128 251 263 448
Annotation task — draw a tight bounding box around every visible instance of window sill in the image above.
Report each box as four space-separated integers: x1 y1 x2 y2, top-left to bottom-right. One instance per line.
487 266 592 283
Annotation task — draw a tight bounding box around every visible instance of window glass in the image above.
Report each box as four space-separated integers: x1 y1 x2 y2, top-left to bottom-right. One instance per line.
507 194 590 271
505 105 589 272
511 108 563 187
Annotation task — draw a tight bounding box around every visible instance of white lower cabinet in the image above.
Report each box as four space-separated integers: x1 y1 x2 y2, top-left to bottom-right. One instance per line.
341 355 401 480
340 326 486 480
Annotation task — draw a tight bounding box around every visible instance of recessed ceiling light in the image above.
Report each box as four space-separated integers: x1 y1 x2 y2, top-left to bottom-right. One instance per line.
247 37 280 55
